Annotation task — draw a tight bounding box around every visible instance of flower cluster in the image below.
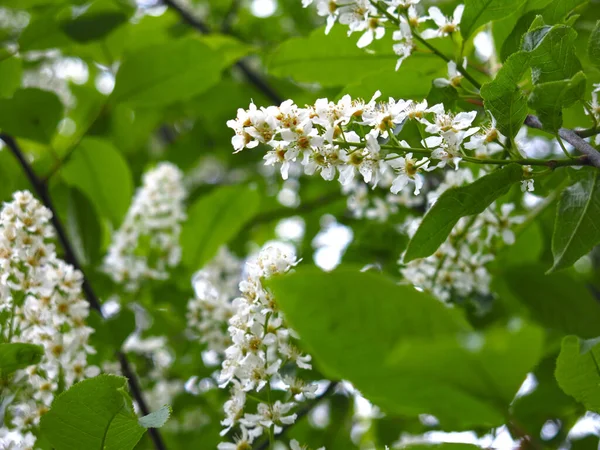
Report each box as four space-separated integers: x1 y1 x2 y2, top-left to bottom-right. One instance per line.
187 247 243 355
103 162 186 292
585 83 600 145
400 169 525 302
0 191 97 448
217 244 318 447
301 0 464 69
226 94 520 200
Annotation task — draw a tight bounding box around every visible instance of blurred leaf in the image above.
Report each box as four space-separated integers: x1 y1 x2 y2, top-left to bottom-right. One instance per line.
138 405 172 428
0 88 63 144
404 165 523 262
461 0 528 40
504 264 600 338
60 137 133 226
528 71 586 131
111 37 223 107
0 56 22 99
589 20 600 69
0 149 26 203
200 34 253 68
0 343 43 376
19 13 71 52
268 27 396 87
181 184 261 270
59 0 131 43
556 335 600 413
550 168 600 272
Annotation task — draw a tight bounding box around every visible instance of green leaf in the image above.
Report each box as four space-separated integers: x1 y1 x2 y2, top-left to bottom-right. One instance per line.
504 264 600 338
111 37 223 107
589 20 600 69
268 27 397 87
0 88 63 144
87 307 135 362
181 185 260 270
461 0 528 40
40 375 149 450
528 71 586 131
481 52 531 139
200 34 253 68
0 343 44 376
549 168 600 272
542 0 588 23
139 405 172 428
60 0 131 43
269 267 543 429
0 56 22 99
522 24 581 84
60 137 133 226
556 335 600 413
404 165 523 262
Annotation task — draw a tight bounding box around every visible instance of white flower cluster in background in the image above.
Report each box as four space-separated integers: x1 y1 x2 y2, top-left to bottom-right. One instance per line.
0 191 98 447
187 247 243 355
585 83 600 145
103 162 186 292
227 94 525 200
301 0 464 69
217 244 318 448
400 169 525 302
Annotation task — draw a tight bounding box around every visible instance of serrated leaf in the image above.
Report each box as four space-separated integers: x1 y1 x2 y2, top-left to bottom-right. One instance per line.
181 185 260 270
589 20 600 69
404 165 523 262
111 37 223 107
268 26 397 87
481 52 531 139
461 0 528 40
269 267 544 429
0 343 44 376
139 405 171 428
549 168 600 272
528 71 586 131
0 88 63 144
556 335 600 413
60 137 133 227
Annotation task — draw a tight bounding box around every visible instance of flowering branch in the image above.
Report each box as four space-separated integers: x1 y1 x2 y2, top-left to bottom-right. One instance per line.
161 0 284 105
0 133 168 450
524 115 600 169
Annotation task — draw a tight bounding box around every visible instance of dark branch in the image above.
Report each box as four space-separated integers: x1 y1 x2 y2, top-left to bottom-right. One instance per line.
524 115 600 169
160 0 284 105
0 133 168 450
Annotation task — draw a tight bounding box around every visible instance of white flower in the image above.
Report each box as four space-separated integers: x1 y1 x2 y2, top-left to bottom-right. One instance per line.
421 4 464 39
434 59 466 88
388 152 430 195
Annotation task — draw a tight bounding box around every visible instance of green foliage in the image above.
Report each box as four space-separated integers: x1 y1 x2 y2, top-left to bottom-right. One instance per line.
181 184 261 270
461 0 528 40
59 0 132 43
589 21 600 68
550 168 600 272
0 343 44 376
404 165 523 262
41 375 170 450
0 57 22 99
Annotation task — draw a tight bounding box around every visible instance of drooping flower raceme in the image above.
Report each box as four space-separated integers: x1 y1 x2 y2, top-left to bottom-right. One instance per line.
103 162 186 292
0 191 98 448
218 244 318 447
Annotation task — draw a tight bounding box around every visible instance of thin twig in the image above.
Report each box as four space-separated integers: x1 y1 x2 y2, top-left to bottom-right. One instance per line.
0 134 168 450
254 382 339 450
525 115 600 169
161 0 284 105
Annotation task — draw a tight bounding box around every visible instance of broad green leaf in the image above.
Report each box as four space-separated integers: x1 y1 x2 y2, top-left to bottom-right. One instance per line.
59 0 131 43
111 37 223 107
461 0 528 40
0 343 44 375
550 168 600 272
528 71 586 131
268 27 397 87
589 21 600 69
0 88 63 144
200 34 253 68
41 375 149 450
0 56 22 98
504 264 600 338
522 25 581 84
138 405 171 428
269 267 543 429
181 185 260 270
556 335 600 413
60 137 133 226
481 52 531 139
404 165 523 262
542 0 588 23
